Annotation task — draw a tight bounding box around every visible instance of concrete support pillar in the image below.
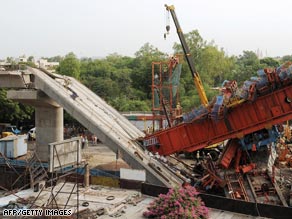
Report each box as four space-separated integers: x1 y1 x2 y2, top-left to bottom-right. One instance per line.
35 106 63 161
7 90 64 162
84 164 90 188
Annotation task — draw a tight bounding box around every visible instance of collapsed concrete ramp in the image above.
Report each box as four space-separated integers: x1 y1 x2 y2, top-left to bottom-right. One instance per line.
27 67 182 187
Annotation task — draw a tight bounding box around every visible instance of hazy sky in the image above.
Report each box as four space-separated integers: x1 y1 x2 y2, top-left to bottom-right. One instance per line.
1 0 292 59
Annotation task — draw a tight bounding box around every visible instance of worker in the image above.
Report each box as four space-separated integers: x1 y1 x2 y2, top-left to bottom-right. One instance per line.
252 143 257 152
196 151 200 164
85 136 88 148
92 135 98 145
81 135 85 149
63 76 71 89
146 126 150 134
175 102 182 118
182 179 191 188
168 56 179 70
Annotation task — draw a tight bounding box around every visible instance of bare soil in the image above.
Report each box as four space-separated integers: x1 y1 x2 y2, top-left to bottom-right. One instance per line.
82 143 130 171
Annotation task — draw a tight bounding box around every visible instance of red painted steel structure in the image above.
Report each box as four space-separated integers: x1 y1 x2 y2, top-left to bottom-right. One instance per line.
144 85 292 155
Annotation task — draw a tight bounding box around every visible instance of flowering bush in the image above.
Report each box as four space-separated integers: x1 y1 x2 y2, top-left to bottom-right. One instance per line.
143 185 209 219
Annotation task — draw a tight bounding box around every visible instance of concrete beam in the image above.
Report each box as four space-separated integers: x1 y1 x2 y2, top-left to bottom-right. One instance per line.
0 71 31 88
30 67 177 186
7 90 60 108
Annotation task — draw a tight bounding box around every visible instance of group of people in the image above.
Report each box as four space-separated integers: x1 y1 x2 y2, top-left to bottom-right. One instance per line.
64 125 99 148
80 134 99 149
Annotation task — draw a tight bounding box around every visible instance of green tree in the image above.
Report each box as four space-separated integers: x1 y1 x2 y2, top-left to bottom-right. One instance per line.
281 55 292 63
110 96 150 111
173 30 206 64
28 56 34 62
199 45 236 87
131 43 167 98
260 57 279 68
47 56 63 62
171 30 237 109
0 89 34 124
233 51 261 84
6 57 16 64
57 52 80 78
79 54 150 110
91 77 119 100
80 59 114 79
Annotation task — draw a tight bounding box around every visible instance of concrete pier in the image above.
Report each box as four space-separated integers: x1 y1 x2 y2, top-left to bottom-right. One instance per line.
7 89 63 161
35 106 63 161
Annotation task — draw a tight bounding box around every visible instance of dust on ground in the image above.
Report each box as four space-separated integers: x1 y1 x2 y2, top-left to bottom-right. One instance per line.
82 143 130 171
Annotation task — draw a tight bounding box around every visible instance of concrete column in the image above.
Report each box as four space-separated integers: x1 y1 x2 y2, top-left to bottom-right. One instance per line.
6 90 64 162
84 164 90 188
35 106 63 161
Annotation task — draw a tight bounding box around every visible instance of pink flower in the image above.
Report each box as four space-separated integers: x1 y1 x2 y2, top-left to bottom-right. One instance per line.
143 186 209 219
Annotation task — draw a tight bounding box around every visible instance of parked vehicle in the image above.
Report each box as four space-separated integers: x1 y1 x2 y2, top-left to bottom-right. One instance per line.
1 125 21 138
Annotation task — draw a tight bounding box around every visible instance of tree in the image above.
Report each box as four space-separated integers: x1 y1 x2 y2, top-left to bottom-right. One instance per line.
57 52 80 78
199 45 236 87
171 30 237 109
47 56 63 62
80 58 115 79
173 30 206 64
79 53 151 111
260 57 279 68
131 43 168 98
6 57 16 64
90 77 119 100
110 96 150 111
281 55 292 63
28 56 34 62
233 51 261 84
0 89 34 124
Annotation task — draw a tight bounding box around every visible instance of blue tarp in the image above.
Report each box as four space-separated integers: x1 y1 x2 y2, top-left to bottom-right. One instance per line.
0 158 119 178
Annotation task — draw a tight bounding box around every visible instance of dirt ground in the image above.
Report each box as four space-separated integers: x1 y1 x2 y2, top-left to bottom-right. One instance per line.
82 143 130 171
25 141 130 171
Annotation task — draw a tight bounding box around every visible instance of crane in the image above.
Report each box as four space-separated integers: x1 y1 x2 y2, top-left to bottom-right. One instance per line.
165 4 208 106
144 5 292 162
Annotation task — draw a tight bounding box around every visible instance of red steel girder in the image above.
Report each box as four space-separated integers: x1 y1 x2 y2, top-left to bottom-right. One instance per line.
144 85 292 155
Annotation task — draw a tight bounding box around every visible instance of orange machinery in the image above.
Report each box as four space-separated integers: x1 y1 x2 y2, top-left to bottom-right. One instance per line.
143 4 292 168
143 67 292 157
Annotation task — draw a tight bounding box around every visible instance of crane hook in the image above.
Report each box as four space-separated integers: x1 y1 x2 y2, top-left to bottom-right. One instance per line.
166 25 170 33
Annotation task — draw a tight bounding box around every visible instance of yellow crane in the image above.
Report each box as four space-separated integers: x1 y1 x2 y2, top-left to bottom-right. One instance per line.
165 4 208 106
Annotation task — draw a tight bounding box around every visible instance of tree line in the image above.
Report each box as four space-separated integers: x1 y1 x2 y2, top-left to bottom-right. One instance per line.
1 30 291 126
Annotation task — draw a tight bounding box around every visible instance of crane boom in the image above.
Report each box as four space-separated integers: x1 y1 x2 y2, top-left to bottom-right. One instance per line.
165 4 208 106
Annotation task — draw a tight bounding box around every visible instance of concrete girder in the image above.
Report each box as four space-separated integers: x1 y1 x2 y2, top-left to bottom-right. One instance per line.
0 71 32 88
29 67 179 187
7 89 60 108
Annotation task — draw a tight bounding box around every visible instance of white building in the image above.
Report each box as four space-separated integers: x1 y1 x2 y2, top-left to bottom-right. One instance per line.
37 59 59 69
18 56 27 63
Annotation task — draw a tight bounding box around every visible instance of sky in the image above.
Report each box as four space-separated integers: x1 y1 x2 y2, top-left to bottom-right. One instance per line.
1 0 292 59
